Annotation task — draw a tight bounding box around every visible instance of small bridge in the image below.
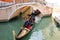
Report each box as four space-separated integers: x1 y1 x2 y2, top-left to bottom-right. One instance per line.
0 1 52 22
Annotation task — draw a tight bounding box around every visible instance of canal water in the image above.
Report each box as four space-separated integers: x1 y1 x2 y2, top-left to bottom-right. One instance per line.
0 9 60 40
0 16 60 40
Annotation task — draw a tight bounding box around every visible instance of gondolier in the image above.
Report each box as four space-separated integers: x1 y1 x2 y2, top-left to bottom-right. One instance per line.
28 9 41 17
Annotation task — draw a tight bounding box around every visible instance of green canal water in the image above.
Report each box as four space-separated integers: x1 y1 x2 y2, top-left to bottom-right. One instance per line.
0 16 60 40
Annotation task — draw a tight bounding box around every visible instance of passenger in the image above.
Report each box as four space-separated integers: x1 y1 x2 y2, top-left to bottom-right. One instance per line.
25 18 35 30
23 17 35 28
23 19 31 28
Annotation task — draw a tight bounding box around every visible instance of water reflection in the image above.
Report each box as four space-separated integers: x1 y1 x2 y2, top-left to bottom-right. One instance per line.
29 30 44 40
43 22 60 40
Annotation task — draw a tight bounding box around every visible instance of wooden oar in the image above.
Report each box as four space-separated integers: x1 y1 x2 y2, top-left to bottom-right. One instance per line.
13 30 16 40
12 29 22 40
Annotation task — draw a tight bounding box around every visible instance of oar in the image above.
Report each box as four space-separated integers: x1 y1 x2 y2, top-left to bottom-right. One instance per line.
13 30 16 40
13 29 22 40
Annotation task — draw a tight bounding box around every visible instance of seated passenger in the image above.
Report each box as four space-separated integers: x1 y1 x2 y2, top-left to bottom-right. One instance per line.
25 18 35 30
23 17 35 28
23 19 31 28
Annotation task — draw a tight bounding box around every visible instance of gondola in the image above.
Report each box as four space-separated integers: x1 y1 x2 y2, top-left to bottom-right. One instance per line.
13 9 41 40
